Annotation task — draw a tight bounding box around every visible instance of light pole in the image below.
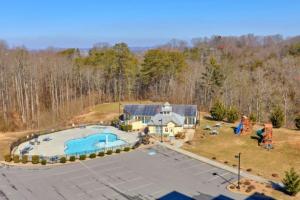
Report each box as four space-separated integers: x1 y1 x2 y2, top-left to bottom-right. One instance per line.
159 119 163 143
235 152 241 189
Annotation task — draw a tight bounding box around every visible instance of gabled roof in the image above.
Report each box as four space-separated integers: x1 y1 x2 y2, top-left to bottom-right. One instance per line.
148 112 185 126
124 103 197 117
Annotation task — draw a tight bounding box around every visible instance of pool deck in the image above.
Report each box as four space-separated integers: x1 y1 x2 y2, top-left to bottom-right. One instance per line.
0 145 253 200
14 126 139 157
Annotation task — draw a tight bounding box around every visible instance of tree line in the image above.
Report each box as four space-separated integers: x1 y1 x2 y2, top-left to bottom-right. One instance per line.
0 34 299 131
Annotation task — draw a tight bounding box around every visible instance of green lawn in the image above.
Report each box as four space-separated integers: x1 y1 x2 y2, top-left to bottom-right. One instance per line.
183 113 300 181
182 113 300 199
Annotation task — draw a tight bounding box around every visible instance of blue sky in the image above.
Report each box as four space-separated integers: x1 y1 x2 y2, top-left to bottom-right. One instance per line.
0 0 299 48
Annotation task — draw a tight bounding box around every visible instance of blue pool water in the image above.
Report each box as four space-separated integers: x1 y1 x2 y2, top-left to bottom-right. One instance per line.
64 132 126 155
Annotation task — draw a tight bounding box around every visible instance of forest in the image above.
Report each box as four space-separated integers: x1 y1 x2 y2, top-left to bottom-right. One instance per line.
0 34 299 131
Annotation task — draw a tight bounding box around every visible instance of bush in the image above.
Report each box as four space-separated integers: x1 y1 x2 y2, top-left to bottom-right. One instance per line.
98 152 105 157
13 155 20 163
249 113 257 123
282 168 300 196
89 153 96 159
31 155 40 164
270 106 285 128
295 115 300 129
111 118 119 127
79 155 86 160
69 156 76 162
115 149 121 153
106 150 113 155
60 157 66 163
22 155 28 164
4 155 12 162
210 101 227 121
226 107 239 123
120 124 132 132
124 147 130 152
41 160 47 165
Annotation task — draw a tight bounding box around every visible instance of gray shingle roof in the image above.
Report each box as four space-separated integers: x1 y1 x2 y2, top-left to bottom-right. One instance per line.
124 104 197 117
148 112 185 126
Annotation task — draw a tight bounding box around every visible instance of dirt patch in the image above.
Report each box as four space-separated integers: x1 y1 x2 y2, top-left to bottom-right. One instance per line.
227 179 299 200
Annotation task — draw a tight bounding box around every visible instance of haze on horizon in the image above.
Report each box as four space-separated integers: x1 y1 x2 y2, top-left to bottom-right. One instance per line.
0 0 299 49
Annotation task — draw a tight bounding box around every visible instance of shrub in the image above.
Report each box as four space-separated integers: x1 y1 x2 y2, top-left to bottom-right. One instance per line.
282 168 300 196
115 149 121 153
60 157 66 163
41 160 47 165
244 180 251 185
79 155 86 160
295 114 300 129
69 156 76 162
31 155 40 164
4 155 12 162
210 101 227 121
269 106 285 128
249 113 257 123
111 118 119 127
98 152 105 157
120 124 132 132
226 107 239 123
89 153 96 159
22 155 28 164
13 155 20 163
124 147 130 152
106 150 113 155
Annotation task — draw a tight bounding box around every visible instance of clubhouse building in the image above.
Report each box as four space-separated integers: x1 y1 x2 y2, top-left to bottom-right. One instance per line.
123 102 198 136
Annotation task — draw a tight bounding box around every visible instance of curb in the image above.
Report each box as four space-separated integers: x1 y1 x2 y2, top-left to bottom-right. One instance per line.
159 143 275 184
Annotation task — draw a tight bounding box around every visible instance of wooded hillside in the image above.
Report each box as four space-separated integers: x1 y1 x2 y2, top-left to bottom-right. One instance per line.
0 34 299 131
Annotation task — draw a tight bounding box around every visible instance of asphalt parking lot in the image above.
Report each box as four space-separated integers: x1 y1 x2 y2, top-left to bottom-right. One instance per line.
0 145 249 200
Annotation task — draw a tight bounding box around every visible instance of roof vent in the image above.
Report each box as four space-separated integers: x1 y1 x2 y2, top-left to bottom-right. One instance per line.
162 102 172 113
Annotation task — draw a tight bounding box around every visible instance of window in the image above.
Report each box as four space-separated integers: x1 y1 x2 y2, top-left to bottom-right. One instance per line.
165 127 168 132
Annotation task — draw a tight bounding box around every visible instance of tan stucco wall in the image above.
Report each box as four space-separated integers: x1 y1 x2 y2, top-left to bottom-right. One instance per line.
148 122 184 136
130 121 145 131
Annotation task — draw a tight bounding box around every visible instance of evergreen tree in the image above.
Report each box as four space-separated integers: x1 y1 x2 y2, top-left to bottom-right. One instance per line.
201 57 225 106
227 107 239 123
269 106 285 128
295 114 300 130
282 168 300 196
210 101 227 121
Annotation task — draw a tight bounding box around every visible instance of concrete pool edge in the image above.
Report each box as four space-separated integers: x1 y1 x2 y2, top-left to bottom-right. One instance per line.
1 148 136 169
11 125 140 163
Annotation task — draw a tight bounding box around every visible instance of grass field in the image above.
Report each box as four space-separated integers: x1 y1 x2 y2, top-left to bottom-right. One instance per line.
71 100 155 124
182 112 300 199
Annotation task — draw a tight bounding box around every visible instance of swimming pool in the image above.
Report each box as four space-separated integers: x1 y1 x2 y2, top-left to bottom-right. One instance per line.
64 131 126 155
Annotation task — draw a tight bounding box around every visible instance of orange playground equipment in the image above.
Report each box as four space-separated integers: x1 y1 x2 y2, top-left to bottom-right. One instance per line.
234 116 252 135
256 123 273 150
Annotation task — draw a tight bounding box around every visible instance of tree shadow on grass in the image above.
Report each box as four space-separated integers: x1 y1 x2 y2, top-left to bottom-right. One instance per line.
203 115 216 121
250 136 261 146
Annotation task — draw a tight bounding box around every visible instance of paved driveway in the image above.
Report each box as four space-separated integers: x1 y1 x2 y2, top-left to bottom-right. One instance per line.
0 145 248 200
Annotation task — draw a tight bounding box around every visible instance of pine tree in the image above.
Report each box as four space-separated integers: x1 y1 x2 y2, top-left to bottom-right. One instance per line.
226 107 239 123
295 114 300 130
282 168 300 196
210 101 227 121
269 106 285 128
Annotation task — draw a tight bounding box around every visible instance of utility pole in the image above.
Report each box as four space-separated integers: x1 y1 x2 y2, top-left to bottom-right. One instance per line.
235 152 241 189
159 119 163 143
